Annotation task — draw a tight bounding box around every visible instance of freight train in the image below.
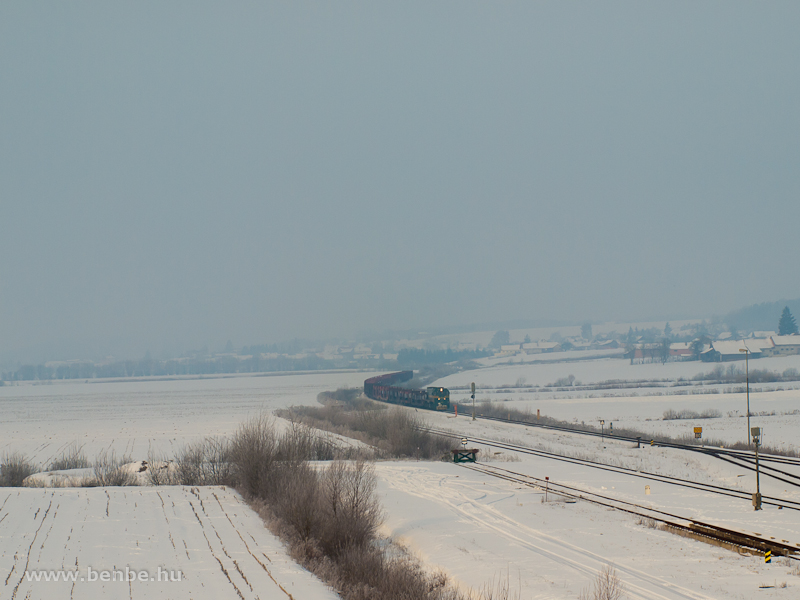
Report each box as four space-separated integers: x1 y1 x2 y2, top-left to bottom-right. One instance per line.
363 371 450 411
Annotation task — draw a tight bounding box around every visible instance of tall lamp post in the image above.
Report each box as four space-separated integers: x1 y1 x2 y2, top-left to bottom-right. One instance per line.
739 347 750 444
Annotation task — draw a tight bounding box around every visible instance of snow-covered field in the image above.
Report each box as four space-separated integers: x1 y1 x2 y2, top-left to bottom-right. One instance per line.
0 371 376 464
436 355 800 390
3 364 800 599
434 356 800 451
0 486 337 600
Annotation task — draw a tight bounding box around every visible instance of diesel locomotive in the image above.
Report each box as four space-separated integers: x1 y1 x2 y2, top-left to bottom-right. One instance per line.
363 371 450 411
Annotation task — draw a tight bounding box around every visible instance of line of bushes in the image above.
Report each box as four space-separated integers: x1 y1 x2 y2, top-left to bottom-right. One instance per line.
171 415 473 600
662 409 722 420
279 388 458 460
690 366 800 384
1 442 94 487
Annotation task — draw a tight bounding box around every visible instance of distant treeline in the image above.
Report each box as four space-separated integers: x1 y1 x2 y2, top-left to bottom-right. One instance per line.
3 346 493 382
1 354 370 381
396 348 490 367
240 338 314 356
725 298 800 333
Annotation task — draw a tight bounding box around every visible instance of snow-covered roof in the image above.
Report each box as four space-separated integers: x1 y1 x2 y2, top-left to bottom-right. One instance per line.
771 335 800 347
522 341 559 350
710 340 753 356
669 342 692 351
751 331 777 338
500 344 521 352
745 338 773 352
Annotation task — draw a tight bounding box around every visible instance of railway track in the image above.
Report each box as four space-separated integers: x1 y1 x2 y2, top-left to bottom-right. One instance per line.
472 413 800 488
422 426 800 511
461 462 800 559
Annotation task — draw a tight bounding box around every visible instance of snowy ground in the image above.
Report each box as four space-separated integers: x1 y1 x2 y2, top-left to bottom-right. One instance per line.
436 356 800 390
0 486 337 600
3 364 800 599
434 356 800 451
0 371 377 464
374 413 800 600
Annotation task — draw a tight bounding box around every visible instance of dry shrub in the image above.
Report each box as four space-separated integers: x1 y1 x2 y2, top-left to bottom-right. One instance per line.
663 408 721 420
233 417 458 600
469 571 520 600
579 564 624 600
1 452 38 487
229 414 279 497
194 411 518 600
176 436 233 486
146 453 182 486
93 450 136 486
272 460 321 540
313 544 457 600
47 442 90 471
279 421 338 462
318 460 382 556
285 401 457 460
635 517 660 529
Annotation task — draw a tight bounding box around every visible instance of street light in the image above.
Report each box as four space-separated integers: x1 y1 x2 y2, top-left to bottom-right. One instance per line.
739 347 750 444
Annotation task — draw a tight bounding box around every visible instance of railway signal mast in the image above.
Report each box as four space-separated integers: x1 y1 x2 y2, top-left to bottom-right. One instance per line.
471 382 476 421
752 427 762 511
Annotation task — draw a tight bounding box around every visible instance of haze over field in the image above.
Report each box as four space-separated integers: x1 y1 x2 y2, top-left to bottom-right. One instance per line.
2 2 799 364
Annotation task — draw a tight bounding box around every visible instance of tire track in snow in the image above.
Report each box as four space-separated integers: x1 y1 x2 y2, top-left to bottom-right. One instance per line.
382 467 717 600
211 490 296 600
155 490 180 554
0 490 12 514
33 493 60 565
194 489 255 596
9 499 53 600
187 488 246 599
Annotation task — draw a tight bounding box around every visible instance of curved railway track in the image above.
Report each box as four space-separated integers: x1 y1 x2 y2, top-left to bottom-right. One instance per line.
422 426 800 511
460 462 800 559
473 414 800 488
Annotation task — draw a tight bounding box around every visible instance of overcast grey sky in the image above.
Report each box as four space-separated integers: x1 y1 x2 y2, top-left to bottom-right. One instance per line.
2 2 799 362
